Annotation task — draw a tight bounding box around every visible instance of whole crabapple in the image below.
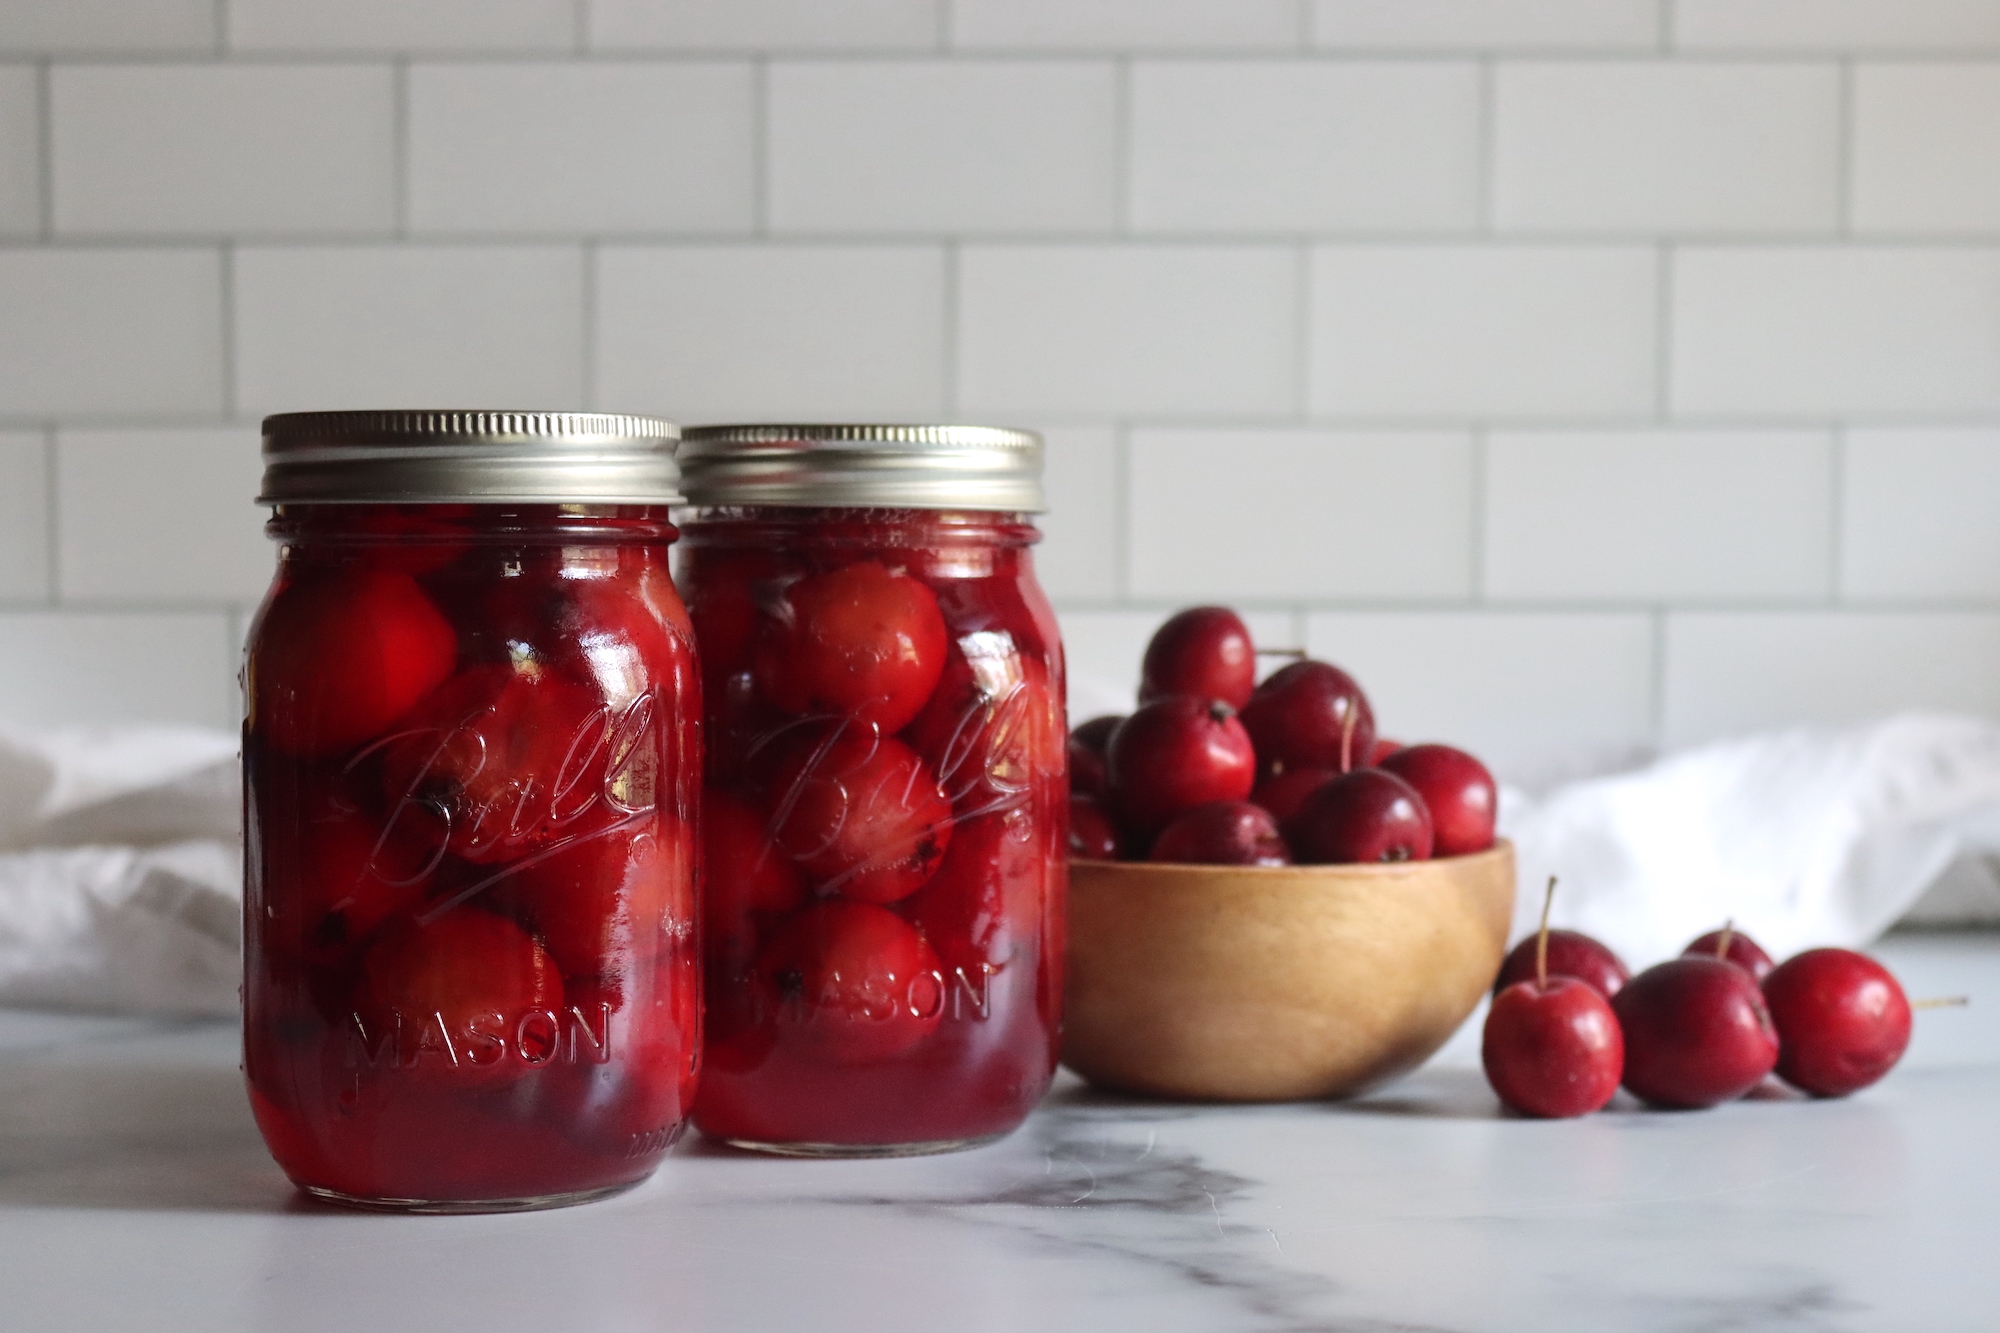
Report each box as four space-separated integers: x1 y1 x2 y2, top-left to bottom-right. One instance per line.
1149 800 1290 867
1683 927 1776 982
1104 696 1256 836
1762 947 1913 1098
1493 929 1630 1000
1238 660 1376 779
1139 607 1257 710
1378 744 1497 857
1613 956 1779 1109
1287 769 1433 865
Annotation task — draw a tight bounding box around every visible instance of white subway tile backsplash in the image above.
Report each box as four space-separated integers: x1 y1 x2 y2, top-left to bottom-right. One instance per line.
1842 429 2000 600
1663 612 2000 747
1058 607 1297 721
1129 428 1473 600
1493 62 1839 233
1128 61 1480 233
1033 426 1120 602
1674 1 2000 52
589 0 938 51
408 63 754 235
233 246 583 413
594 245 945 419
1314 0 1660 51
0 249 223 416
1305 611 1657 779
1485 429 1833 601
957 245 1296 415
51 65 394 236
1309 245 1657 417
56 429 269 603
768 61 1116 235
228 0 575 51
0 1 213 52
1852 64 2000 234
0 0 1996 768
0 611 235 728
951 0 1298 51
0 66 36 235
0 432 49 601
1671 248 2000 416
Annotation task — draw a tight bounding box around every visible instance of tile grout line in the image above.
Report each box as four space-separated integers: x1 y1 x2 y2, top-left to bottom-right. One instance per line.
219 243 237 419
41 424 58 607
1112 56 1132 234
1476 55 1496 235
572 0 590 55
580 240 598 410
35 59 52 240
213 0 227 52
4 408 1993 432
934 0 952 52
941 240 960 414
11 48 2000 66
1836 57 1855 236
1469 425 1488 603
1291 243 1312 421
1112 420 1132 603
1655 243 1674 421
392 58 410 238
6 231 2000 250
1828 424 1847 604
1659 0 1675 52
752 56 769 236
1649 607 1669 751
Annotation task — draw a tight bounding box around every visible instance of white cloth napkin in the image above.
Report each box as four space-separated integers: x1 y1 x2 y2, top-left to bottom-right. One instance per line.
0 714 1996 1019
1499 713 2000 965
0 727 240 1017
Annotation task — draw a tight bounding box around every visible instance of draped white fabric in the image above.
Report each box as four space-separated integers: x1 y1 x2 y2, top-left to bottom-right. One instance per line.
1500 714 2000 965
0 728 239 1017
1 715 1996 1018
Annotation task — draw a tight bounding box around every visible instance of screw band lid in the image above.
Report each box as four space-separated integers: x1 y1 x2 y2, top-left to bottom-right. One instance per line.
677 423 1044 513
259 410 683 505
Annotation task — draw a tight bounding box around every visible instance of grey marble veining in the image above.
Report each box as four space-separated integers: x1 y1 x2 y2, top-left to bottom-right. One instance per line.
0 935 1993 1333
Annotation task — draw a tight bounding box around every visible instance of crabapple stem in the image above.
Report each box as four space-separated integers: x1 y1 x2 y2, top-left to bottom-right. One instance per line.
1338 702 1357 774
1912 996 1970 1010
1535 875 1557 991
1715 919 1734 960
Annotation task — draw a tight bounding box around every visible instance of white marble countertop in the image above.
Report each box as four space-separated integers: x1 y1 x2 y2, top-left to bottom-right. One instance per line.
3 933 1994 1333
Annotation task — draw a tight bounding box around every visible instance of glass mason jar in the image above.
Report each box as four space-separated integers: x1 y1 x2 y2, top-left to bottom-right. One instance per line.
242 412 702 1212
676 424 1067 1155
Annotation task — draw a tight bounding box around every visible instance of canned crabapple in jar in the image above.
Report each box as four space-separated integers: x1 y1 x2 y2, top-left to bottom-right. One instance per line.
677 424 1067 1155
242 412 701 1212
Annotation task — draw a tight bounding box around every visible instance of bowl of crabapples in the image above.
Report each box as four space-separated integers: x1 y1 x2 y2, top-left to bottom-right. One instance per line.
1061 608 1515 1102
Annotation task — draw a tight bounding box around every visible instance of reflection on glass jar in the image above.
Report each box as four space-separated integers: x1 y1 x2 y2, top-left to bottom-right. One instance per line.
677 424 1067 1156
241 412 701 1212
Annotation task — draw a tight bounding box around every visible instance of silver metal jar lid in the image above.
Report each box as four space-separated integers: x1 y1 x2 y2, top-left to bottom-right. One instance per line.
258 411 683 505
677 423 1044 513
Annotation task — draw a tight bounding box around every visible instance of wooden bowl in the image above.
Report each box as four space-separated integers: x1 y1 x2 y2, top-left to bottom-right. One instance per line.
1061 841 1515 1102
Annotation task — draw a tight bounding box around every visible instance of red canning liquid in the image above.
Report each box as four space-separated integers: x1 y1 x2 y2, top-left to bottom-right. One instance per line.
242 503 702 1209
681 507 1067 1153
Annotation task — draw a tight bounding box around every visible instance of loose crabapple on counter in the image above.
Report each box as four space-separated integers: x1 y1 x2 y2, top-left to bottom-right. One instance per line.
1066 605 1497 868
1482 910 1939 1118
676 425 1065 1157
242 413 702 1213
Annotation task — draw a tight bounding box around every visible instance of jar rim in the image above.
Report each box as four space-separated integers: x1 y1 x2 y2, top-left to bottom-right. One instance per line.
259 410 683 506
677 423 1043 513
